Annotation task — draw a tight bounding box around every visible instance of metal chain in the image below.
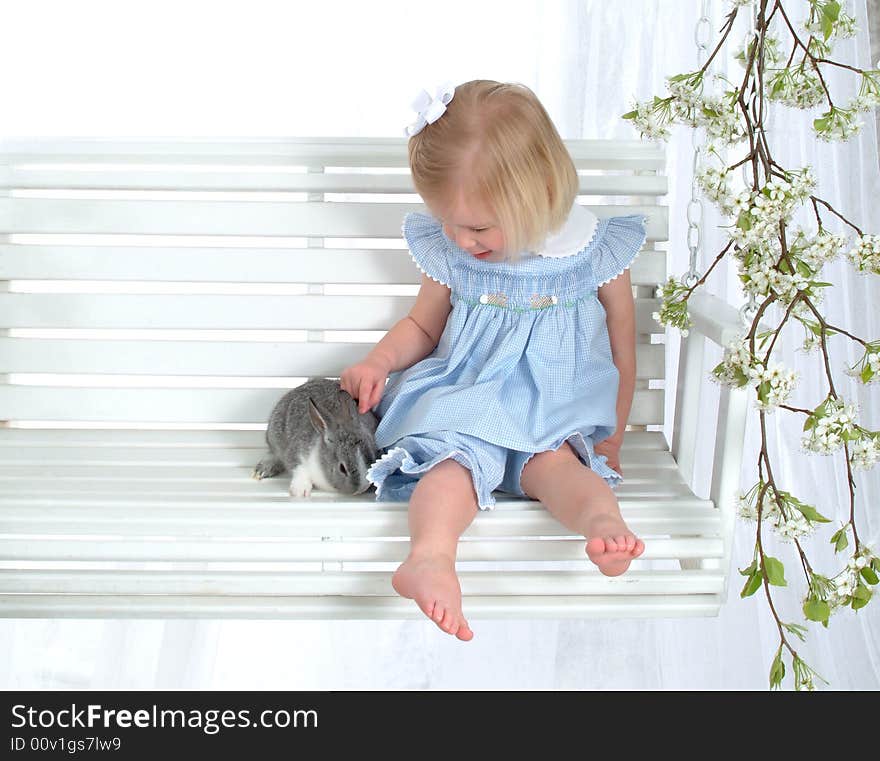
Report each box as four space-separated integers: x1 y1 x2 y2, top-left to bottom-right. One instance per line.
681 0 711 290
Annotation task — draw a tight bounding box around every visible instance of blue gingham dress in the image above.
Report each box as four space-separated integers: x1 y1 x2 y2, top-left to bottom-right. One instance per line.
365 209 648 510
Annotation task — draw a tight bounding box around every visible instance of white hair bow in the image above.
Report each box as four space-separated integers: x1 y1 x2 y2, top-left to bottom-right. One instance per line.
404 82 456 137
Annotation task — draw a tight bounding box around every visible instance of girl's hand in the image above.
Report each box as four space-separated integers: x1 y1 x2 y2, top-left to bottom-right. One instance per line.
340 357 390 414
593 437 623 476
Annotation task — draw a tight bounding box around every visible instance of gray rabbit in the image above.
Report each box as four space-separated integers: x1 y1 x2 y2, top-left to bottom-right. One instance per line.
252 377 379 497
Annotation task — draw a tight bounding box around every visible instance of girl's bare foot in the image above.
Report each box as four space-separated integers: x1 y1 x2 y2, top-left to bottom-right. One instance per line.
391 552 474 641
582 513 645 576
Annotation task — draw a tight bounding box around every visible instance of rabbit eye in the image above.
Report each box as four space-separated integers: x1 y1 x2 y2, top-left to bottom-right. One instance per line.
339 463 348 475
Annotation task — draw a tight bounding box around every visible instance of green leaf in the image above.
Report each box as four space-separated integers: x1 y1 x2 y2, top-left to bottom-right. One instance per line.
821 14 833 40
860 566 879 585
769 650 786 689
852 596 869 610
791 501 831 523
733 367 750 387
852 584 872 602
783 622 809 642
739 560 758 577
764 556 787 587
814 116 830 131
621 110 637 120
741 571 763 598
823 1 841 22
831 528 849 553
796 260 813 277
803 598 830 623
861 365 874 383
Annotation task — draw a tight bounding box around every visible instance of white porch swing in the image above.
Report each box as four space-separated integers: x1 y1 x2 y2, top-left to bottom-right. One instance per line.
0 132 753 620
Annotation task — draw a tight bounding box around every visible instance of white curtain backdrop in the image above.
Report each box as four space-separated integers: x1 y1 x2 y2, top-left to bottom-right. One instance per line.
1 0 877 690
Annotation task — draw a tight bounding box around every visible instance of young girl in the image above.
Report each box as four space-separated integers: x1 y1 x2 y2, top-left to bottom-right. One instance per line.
340 79 646 641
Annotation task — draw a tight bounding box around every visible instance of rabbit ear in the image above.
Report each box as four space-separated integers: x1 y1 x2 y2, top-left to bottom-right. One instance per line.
337 388 358 421
307 396 329 434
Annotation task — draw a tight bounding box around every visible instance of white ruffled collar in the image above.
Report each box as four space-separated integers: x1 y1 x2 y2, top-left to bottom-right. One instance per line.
534 203 599 258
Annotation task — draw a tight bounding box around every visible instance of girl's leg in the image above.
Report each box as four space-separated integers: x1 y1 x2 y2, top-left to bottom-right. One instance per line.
391 458 480 641
519 442 645 576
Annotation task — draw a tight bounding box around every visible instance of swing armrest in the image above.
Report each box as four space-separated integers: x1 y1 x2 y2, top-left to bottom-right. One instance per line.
686 289 755 347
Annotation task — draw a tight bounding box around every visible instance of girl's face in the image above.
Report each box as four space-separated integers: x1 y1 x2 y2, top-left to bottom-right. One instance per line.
430 191 507 262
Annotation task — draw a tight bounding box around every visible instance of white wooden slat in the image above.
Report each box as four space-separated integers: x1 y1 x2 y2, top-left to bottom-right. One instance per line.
0 536 719 562
0 467 695 497
0 168 668 196
0 594 720 619
0 504 719 538
0 386 665 424
0 199 668 239
0 428 276 448
0 480 700 502
0 441 676 468
0 463 680 488
0 292 409 330
0 570 724 597
0 137 666 170
0 244 668 285
0 338 666 379
0 429 671 451
0 294 663 332
0 245 418 284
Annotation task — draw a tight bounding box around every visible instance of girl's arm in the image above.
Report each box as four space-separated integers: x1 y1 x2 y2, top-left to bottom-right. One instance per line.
344 274 452 414
368 274 452 373
597 269 637 446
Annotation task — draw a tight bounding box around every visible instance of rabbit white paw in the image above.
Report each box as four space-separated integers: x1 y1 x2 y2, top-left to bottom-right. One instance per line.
288 471 313 499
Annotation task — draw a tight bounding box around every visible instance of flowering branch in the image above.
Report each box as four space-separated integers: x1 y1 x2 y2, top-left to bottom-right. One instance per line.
623 0 880 690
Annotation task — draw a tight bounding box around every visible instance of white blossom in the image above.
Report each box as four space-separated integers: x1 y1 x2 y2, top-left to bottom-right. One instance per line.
804 12 858 41
802 231 848 268
843 348 880 388
846 234 880 275
735 486 819 542
749 360 799 413
850 91 880 112
848 434 880 471
766 66 826 109
710 334 754 388
799 331 821 354
828 547 877 611
696 165 737 214
800 396 859 455
628 100 671 141
815 107 863 142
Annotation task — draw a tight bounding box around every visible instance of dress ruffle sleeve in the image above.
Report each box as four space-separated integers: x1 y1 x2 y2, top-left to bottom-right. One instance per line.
401 212 453 287
587 214 649 288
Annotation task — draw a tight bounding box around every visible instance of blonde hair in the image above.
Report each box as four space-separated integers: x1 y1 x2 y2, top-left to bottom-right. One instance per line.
407 79 579 259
